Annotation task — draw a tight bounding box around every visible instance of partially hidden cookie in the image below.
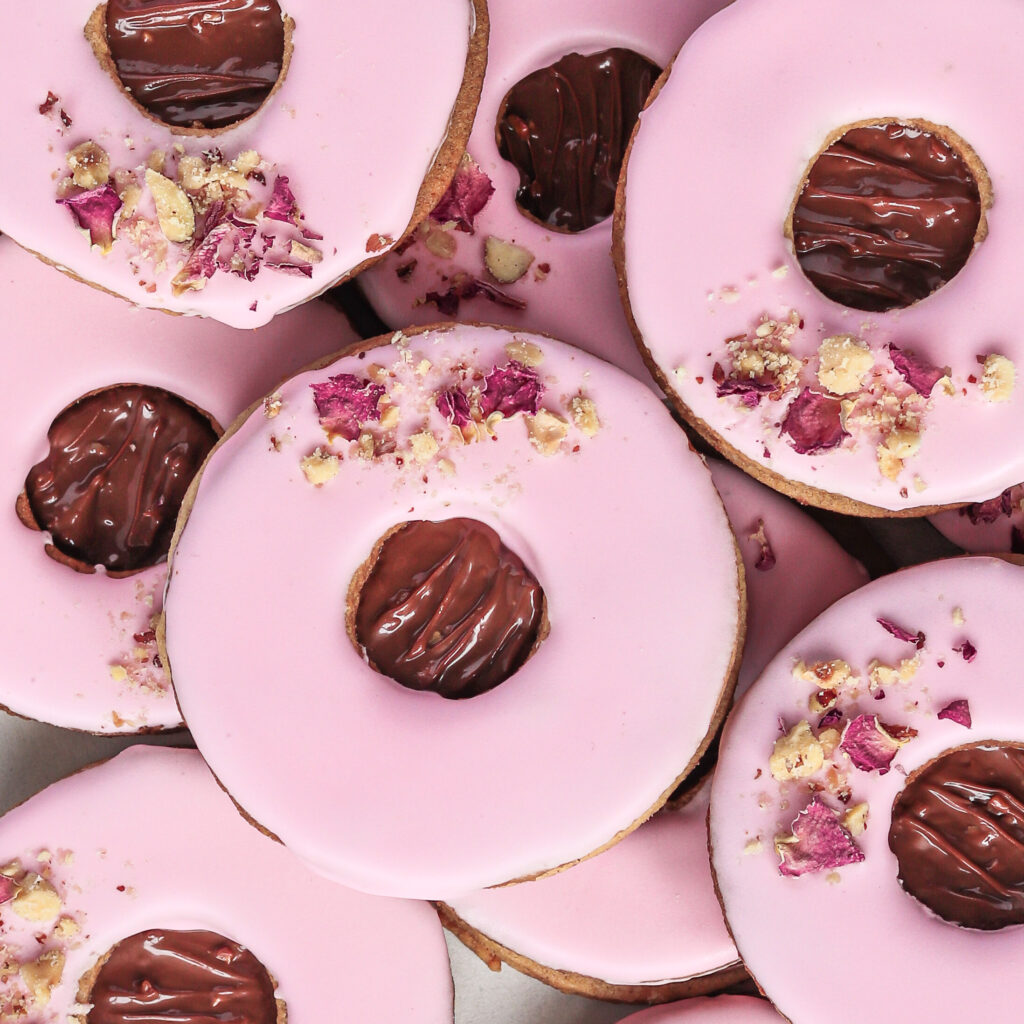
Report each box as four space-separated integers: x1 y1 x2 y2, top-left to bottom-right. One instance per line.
0 745 453 1023
358 0 730 381
0 239 357 734
711 556 1024 1024
433 460 865 1002
929 484 1024 555
616 997 782 1023
616 0 1024 514
162 324 743 898
0 0 486 326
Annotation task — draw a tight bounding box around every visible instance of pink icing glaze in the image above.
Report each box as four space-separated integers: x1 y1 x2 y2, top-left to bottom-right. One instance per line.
710 556 1024 1024
358 0 731 382
620 997 781 1024
929 485 1024 553
0 240 357 734
0 0 476 327
0 746 452 1024
622 0 1024 511
164 324 741 898
442 460 865 988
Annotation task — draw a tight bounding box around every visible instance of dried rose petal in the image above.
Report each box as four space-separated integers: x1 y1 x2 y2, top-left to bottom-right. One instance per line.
961 488 1014 525
877 617 925 649
716 377 776 408
749 519 776 571
422 274 526 317
818 708 843 729
437 388 471 428
57 183 122 252
430 156 495 232
480 361 544 418
311 374 386 440
937 699 972 728
953 640 978 663
264 175 299 224
0 875 16 905
780 388 847 455
888 343 947 397
840 714 913 774
777 796 865 877
263 257 313 277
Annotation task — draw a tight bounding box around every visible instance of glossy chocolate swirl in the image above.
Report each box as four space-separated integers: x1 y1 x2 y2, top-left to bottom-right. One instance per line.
87 929 278 1024
496 48 660 232
354 518 545 699
791 122 983 311
24 384 218 573
889 743 1024 930
104 0 286 128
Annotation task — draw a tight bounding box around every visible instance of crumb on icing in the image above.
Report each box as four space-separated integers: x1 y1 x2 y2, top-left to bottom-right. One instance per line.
300 448 340 486
770 720 825 781
980 353 1015 402
816 334 874 395
484 236 534 284
525 409 569 456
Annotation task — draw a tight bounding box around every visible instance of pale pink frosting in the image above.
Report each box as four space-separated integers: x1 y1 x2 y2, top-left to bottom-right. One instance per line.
0 746 453 1024
358 0 731 382
619 997 781 1023
443 461 865 987
0 240 357 734
622 0 1024 511
0 0 475 326
164 324 741 898
711 557 1024 1024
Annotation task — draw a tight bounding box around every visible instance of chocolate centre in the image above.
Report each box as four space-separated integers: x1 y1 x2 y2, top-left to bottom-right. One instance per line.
790 121 984 312
23 384 218 573
104 0 286 129
353 518 546 699
496 48 661 233
86 929 278 1024
889 742 1024 930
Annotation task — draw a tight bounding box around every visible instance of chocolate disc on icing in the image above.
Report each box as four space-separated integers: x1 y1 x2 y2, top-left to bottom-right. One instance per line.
24 384 218 573
889 743 1024 930
354 518 545 699
791 122 983 312
104 0 286 129
497 48 660 232
87 929 278 1024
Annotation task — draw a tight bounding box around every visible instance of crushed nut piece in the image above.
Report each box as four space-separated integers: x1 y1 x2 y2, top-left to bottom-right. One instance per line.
570 396 600 437
743 838 764 856
526 409 568 456
263 392 282 419
54 916 79 938
356 433 376 460
485 236 535 284
11 874 61 922
953 606 965 626
408 431 439 464
868 654 919 692
505 340 544 367
769 720 824 781
20 949 64 1008
816 334 874 395
144 169 195 243
290 240 323 265
379 405 400 431
793 659 855 690
980 354 1015 402
819 729 841 758
437 457 456 477
67 141 110 188
843 803 869 836
300 448 340 486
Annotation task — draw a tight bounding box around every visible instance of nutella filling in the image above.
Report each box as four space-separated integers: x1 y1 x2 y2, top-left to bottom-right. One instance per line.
353 518 545 699
23 384 218 573
104 0 286 128
496 48 660 233
790 121 984 312
86 929 278 1024
889 742 1024 929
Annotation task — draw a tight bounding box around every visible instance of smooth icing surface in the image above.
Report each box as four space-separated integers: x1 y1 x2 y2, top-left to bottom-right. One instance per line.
929 485 1024 554
164 324 741 898
622 0 1024 511
710 557 1024 1024
0 0 476 327
358 0 731 382
619 997 781 1023
443 460 865 988
0 746 452 1023
0 240 357 733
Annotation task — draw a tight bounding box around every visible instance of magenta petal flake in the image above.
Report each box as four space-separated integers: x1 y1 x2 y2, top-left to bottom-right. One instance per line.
422 274 526 317
310 374 386 441
937 699 972 728
777 796 865 877
888 343 948 397
840 714 910 774
57 183 122 252
429 156 495 232
953 640 978 663
961 488 1014 525
0 875 15 905
716 377 775 408
480 360 544 418
264 175 299 224
436 388 471 428
877 617 925 649
780 388 847 455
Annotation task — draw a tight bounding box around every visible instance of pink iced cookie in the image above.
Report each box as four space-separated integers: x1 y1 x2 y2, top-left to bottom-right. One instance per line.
437 461 865 1000
358 0 730 382
929 485 1024 554
163 324 742 898
618 0 1024 513
0 746 452 1024
0 240 357 734
619 997 781 1024
0 0 484 327
711 556 1024 1024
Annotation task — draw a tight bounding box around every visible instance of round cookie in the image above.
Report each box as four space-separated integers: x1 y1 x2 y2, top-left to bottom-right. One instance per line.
617 0 1024 514
929 484 1024 554
163 324 743 898
710 556 1024 1024
0 239 358 734
617 997 781 1024
0 745 452 1024
358 0 730 382
0 0 486 327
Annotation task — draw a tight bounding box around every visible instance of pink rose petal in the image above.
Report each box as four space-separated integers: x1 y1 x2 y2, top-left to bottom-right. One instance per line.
430 157 495 232
0 875 16 905
437 388 471 428
777 796 865 877
780 388 847 455
961 488 1014 525
937 699 972 728
716 377 776 408
310 374 386 440
422 274 526 317
264 175 299 224
953 640 977 663
840 714 914 774
480 361 544 418
888 342 948 397
57 183 122 252
877 617 925 649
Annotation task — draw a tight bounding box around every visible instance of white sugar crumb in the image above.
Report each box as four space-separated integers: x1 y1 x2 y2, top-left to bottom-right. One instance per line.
771 264 789 279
